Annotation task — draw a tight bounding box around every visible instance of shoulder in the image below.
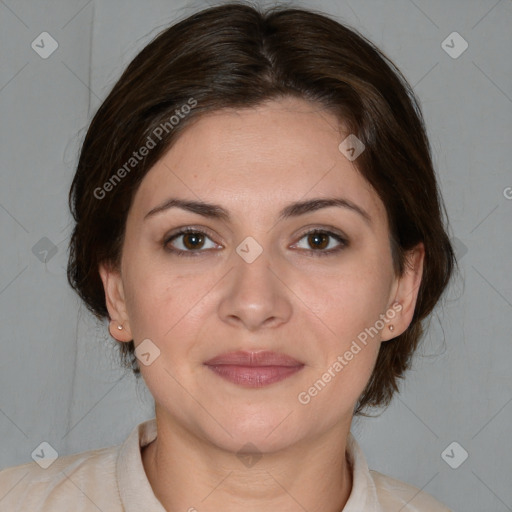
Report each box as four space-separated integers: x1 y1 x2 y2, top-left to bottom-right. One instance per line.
370 470 452 511
0 445 121 511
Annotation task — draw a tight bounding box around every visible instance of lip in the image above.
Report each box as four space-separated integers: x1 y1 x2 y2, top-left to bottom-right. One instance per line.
204 350 304 388
204 350 303 366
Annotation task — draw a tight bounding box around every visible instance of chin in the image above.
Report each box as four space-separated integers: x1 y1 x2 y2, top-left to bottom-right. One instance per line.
198 408 307 455
213 428 302 456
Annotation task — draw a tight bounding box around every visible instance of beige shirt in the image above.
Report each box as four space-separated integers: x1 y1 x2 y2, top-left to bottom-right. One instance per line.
0 418 451 511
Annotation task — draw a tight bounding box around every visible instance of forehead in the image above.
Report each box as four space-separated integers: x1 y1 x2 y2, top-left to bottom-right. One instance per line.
130 97 386 225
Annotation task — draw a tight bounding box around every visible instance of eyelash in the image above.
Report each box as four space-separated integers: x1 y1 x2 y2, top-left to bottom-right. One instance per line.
163 227 348 258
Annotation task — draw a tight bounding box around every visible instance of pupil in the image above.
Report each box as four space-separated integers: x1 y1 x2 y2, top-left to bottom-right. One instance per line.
184 233 203 250
309 233 328 249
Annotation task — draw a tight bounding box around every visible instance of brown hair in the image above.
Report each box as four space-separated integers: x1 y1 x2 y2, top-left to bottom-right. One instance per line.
67 2 455 415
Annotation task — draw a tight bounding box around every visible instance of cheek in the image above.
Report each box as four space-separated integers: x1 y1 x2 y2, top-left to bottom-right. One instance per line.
122 258 179 342
307 256 394 341
302 252 393 384
296 282 385 418
123 255 217 357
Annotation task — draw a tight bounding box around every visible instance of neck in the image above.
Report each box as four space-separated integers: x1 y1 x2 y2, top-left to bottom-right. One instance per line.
141 414 353 512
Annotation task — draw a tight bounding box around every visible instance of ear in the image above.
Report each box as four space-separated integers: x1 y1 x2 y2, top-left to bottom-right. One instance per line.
381 242 425 341
98 261 133 342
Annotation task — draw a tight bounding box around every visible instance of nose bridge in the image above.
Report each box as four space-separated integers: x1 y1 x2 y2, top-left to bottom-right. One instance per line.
232 236 277 299
218 235 292 330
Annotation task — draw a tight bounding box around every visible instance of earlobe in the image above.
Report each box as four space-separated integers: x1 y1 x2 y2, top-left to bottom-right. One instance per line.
380 301 402 342
108 319 132 342
382 243 425 341
98 262 133 342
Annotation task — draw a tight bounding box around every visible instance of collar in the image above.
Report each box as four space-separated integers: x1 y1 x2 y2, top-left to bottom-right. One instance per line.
117 418 166 511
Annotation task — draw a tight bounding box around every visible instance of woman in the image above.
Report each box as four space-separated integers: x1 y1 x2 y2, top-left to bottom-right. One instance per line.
0 2 455 510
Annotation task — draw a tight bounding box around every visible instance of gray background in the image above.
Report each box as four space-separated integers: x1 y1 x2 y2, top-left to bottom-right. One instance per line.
0 0 511 510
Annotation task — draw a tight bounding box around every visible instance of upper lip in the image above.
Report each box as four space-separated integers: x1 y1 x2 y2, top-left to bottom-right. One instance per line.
204 350 303 367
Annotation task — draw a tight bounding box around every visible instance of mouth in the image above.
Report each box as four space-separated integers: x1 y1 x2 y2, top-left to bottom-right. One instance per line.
203 350 305 388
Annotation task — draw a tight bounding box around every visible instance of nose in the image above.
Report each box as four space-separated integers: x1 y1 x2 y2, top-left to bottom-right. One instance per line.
217 245 293 332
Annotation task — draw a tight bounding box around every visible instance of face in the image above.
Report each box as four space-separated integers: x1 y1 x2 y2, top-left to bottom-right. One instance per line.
100 96 423 453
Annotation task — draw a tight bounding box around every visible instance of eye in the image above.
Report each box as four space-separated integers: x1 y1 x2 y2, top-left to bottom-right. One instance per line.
292 229 348 256
163 227 348 257
164 227 219 256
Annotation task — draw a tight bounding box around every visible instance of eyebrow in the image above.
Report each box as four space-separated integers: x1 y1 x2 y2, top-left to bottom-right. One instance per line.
144 196 372 225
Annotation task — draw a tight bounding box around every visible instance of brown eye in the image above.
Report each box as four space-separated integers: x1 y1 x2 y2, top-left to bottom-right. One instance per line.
307 232 329 250
294 229 348 256
164 227 347 258
164 228 218 256
182 232 205 250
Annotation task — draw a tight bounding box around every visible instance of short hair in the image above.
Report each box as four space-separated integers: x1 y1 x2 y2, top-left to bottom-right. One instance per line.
67 2 455 415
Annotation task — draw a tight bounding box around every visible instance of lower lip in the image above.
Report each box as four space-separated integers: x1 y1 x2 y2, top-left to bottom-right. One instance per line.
205 364 304 387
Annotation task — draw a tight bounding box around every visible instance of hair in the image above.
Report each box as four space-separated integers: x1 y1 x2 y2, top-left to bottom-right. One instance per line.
67 1 455 416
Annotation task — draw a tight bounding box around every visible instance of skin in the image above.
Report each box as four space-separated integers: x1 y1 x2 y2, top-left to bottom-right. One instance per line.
100 96 424 512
